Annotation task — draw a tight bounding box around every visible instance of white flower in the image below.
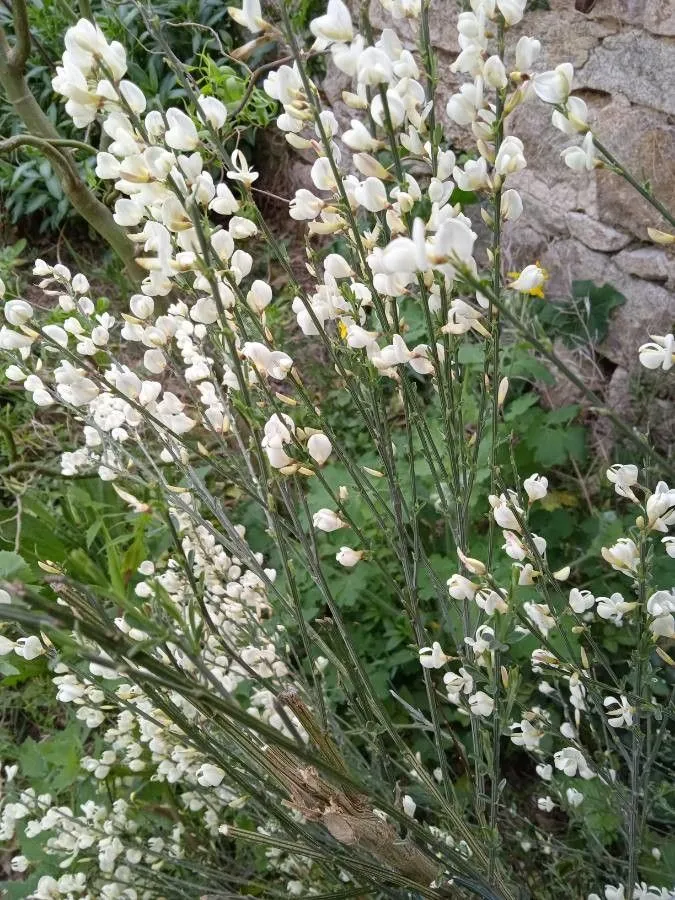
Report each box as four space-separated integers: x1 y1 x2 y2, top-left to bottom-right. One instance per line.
343 119 380 152
442 299 489 337
552 96 589 135
5 364 25 381
566 787 584 808
290 189 324 221
502 531 527 560
196 763 225 787
523 473 548 503
0 326 33 354
336 547 364 567
229 216 258 240
357 47 394 86
524 602 555 636
310 0 353 49
469 691 494 717
561 132 596 172
601 538 639 575
10 854 29 873
606 463 639 501
307 432 332 465
662 536 675 558
324 253 352 279
447 573 478 600
130 294 154 319
647 589 675 618
647 590 675 639
311 157 337 192
596 592 636 626
515 36 541 71
497 0 526 24
476 589 508 615
42 324 68 348
3 299 33 326
419 642 450 669
353 177 389 212
494 136 526 175
444 667 473 701
227 148 258 186
455 547 486 577
537 796 555 812
588 888 625 900
508 264 546 297
569 588 595 614
228 0 265 32
453 156 490 190
164 108 199 151
198 94 227 129
509 720 544 750
210 183 240 215
246 280 273 314
646 481 675 532
554 746 594 779
501 189 523 221
489 493 522 531
464 625 495 665
15 635 44 660
313 508 345 532
638 333 674 371
604 695 634 728
262 414 294 469
0 635 17 655
402 794 416 817
534 63 574 105
242 342 293 380
483 55 507 89
535 763 552 781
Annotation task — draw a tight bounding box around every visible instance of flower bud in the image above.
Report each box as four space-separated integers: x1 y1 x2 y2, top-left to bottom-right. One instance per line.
483 55 507 90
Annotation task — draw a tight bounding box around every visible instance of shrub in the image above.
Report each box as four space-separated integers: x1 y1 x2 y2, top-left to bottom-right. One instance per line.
0 1 673 898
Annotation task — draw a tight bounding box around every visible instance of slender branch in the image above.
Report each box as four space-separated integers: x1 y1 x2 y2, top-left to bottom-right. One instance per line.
0 133 74 175
461 272 675 481
593 136 675 230
0 134 99 154
626 525 649 893
487 16 506 880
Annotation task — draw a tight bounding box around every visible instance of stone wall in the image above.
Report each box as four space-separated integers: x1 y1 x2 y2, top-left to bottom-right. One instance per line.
267 0 675 443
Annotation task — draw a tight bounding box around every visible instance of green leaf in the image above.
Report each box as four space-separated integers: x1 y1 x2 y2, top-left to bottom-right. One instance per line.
0 550 30 580
504 393 539 421
536 281 627 348
571 280 626 343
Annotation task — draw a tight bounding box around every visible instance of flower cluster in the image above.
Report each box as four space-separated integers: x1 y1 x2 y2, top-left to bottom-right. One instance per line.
0 0 673 896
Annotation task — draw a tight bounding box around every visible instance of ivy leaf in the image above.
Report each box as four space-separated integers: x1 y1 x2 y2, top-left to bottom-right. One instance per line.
536 280 627 347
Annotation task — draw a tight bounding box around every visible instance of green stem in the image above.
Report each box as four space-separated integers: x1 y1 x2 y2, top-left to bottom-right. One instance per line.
626 526 649 893
487 19 506 879
461 272 675 480
593 136 675 230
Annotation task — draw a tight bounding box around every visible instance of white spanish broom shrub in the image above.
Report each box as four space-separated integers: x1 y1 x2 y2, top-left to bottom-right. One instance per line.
0 1 673 898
